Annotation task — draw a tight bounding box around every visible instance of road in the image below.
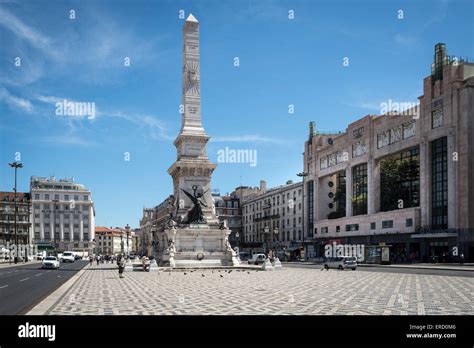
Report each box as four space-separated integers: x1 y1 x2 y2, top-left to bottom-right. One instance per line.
283 262 474 278
0 260 87 314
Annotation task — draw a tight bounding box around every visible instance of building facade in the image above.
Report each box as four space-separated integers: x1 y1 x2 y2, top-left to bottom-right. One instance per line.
241 180 304 260
212 193 241 246
303 44 474 262
0 192 31 246
139 195 174 258
94 226 134 255
30 176 95 253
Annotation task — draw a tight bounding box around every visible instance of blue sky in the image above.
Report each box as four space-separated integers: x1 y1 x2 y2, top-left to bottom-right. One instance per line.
1 0 473 228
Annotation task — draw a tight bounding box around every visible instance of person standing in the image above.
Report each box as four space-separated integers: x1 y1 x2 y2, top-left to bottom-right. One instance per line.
118 254 125 278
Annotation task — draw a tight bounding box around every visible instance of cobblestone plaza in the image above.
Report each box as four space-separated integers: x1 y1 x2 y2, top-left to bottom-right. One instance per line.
44 264 474 316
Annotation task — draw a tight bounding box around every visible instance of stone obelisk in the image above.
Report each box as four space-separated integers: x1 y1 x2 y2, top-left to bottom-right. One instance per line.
165 14 235 268
168 13 217 223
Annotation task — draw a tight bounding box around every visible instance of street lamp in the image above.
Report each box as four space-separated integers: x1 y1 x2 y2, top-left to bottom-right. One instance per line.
264 225 269 255
125 224 130 257
9 162 23 264
273 227 280 258
297 171 308 261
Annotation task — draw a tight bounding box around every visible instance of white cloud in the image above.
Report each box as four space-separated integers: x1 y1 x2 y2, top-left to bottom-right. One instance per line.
0 87 33 113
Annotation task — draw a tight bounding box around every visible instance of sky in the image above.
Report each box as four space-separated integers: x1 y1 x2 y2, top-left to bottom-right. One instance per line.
0 0 473 228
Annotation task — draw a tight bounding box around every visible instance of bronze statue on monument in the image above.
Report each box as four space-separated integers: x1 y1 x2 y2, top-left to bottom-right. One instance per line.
181 185 208 224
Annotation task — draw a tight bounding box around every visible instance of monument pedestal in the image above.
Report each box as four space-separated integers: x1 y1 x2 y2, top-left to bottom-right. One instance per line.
165 225 233 268
124 259 134 272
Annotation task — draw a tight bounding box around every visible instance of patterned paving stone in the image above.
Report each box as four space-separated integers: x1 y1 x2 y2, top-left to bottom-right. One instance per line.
47 263 474 315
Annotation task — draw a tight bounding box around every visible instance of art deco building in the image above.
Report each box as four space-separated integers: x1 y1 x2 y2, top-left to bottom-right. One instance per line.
30 176 95 253
303 44 474 262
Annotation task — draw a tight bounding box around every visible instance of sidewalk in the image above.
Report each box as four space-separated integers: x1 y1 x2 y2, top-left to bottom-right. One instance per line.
0 260 41 269
284 261 474 272
358 263 474 272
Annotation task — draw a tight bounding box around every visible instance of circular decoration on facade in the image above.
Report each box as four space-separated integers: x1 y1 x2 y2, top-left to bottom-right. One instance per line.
328 192 334 198
197 253 204 260
328 181 334 187
328 203 334 209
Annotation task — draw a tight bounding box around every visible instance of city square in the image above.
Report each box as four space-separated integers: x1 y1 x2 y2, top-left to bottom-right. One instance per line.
27 263 473 316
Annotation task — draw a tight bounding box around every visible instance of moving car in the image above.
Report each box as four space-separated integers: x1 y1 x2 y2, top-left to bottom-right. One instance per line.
42 256 60 269
323 256 357 270
247 253 266 265
36 252 45 260
60 251 75 263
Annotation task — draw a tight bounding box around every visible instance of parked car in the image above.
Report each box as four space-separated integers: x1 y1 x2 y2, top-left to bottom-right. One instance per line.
36 253 45 260
60 251 75 263
247 253 266 265
42 256 60 269
323 256 357 270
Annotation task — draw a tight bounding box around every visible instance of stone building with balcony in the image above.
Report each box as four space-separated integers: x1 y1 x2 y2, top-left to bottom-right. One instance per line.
0 192 31 246
303 44 474 262
241 180 304 260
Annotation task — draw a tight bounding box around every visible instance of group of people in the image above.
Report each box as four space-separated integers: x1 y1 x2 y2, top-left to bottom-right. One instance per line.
88 254 117 266
88 253 152 278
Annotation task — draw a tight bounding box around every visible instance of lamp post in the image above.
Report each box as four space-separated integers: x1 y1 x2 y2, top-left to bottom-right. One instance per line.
273 227 280 258
120 233 124 255
8 162 23 264
264 225 269 256
125 224 130 257
297 172 308 261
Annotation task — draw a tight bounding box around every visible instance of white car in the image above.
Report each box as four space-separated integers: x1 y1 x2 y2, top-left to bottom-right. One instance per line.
60 251 75 263
323 256 357 270
36 253 45 260
42 256 60 269
247 253 266 265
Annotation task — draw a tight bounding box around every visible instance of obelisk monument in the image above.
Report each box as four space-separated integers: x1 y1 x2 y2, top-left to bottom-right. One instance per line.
165 14 236 268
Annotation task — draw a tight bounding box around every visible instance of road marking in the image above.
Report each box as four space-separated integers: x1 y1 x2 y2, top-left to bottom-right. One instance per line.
19 278 29 282
35 273 43 277
0 285 8 289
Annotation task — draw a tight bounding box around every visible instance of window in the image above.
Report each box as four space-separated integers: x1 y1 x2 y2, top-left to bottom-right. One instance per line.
432 100 444 129
34 194 40 199
370 222 376 230
345 224 359 231
431 137 448 228
406 218 413 228
352 163 367 216
382 220 393 229
336 226 340 232
65 195 69 201
55 195 59 200
45 194 50 200
380 147 420 212
74 195 79 201
321 227 328 234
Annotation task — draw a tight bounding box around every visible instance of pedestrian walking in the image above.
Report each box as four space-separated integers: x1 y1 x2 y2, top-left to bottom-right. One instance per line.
118 255 125 278
96 255 100 265
89 256 93 266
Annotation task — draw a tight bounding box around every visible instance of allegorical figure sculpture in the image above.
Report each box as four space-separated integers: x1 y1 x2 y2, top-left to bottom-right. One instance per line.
181 185 208 224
